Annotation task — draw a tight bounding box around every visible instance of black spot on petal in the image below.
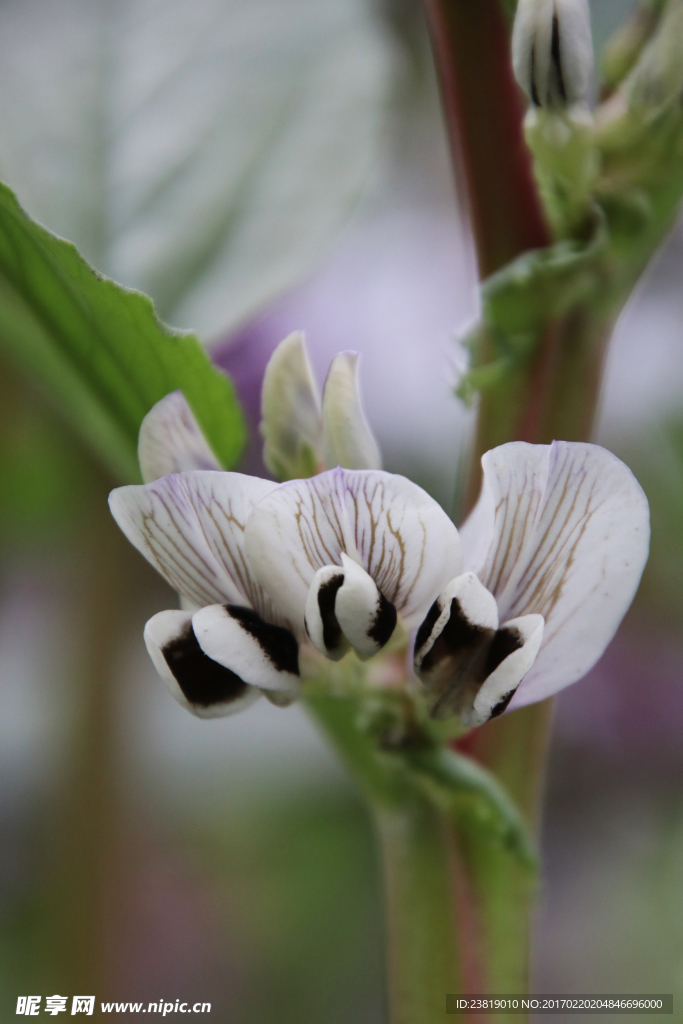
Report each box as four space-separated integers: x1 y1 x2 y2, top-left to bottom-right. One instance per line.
420 598 493 677
530 42 541 106
417 598 496 722
551 12 567 102
484 626 524 678
317 574 345 653
226 605 300 676
489 688 517 719
368 591 397 648
415 598 442 657
163 622 249 708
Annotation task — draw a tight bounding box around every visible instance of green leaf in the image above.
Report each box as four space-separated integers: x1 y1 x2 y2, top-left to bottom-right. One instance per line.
0 182 245 482
0 0 398 340
457 217 608 401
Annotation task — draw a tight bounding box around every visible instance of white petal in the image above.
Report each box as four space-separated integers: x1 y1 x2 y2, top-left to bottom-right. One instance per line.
245 467 462 633
555 0 594 104
335 553 397 660
512 0 593 108
468 614 544 727
321 352 382 471
513 0 553 104
304 565 350 661
144 609 261 719
109 471 278 614
413 572 498 720
414 571 499 671
460 443 550 601
176 472 285 624
462 441 650 704
192 604 300 695
138 391 221 483
260 331 323 481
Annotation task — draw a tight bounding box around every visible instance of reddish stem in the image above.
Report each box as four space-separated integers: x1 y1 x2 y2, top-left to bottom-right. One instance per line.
422 0 551 277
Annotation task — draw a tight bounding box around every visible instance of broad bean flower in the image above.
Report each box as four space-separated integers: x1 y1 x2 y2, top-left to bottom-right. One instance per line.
512 0 593 110
109 336 649 730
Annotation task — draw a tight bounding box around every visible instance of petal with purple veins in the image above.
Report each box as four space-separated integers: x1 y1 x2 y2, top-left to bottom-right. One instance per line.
461 441 650 705
109 471 278 614
138 391 221 483
245 467 462 633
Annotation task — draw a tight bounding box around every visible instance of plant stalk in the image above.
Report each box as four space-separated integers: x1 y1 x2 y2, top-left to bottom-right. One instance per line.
377 800 461 1024
421 0 550 278
419 1 565 1007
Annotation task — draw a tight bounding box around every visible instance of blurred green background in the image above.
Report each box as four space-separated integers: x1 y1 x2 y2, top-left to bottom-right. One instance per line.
1 0 683 1020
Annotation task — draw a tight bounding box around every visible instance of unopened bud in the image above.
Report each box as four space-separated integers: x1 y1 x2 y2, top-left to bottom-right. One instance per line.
512 0 594 110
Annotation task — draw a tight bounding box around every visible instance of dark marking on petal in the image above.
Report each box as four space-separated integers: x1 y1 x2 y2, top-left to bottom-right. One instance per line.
226 605 300 676
489 688 517 719
551 12 567 102
414 597 442 657
163 622 249 708
530 42 541 106
368 591 397 648
418 598 496 721
484 626 524 678
419 598 493 678
317 573 345 653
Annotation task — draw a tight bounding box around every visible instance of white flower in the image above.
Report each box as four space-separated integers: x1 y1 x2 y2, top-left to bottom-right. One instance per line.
109 469 300 718
110 389 649 728
512 0 594 110
108 335 384 718
414 441 649 726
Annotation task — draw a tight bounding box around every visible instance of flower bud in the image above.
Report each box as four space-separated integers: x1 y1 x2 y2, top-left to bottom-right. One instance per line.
260 333 382 481
512 0 594 110
260 331 323 481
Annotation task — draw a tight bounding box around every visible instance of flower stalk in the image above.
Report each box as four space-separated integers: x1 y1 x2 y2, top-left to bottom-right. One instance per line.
305 690 538 1023
378 800 461 1024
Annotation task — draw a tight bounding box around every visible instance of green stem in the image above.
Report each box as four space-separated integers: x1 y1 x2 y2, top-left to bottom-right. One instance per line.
453 700 553 1015
378 800 461 1024
465 311 614 511
306 696 463 1021
306 694 538 1022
